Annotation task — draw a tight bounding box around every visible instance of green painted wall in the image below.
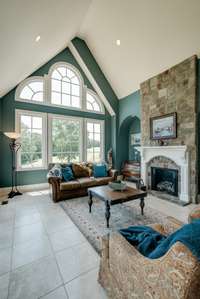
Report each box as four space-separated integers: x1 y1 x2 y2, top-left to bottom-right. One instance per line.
0 44 113 187
118 90 141 168
129 118 141 161
72 38 119 167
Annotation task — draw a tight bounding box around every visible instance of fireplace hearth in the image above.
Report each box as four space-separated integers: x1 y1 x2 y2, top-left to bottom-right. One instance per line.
151 167 178 197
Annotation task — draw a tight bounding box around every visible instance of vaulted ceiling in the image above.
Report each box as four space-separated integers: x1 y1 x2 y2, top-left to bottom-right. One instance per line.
1 0 200 99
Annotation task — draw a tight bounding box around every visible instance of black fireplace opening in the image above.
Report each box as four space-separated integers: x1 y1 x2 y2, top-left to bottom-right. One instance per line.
151 167 178 197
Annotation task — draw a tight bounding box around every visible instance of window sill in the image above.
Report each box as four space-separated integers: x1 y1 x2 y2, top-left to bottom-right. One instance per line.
16 167 48 172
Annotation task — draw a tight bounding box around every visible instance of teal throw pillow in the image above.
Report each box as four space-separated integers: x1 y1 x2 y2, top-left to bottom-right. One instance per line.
62 166 74 181
93 164 107 178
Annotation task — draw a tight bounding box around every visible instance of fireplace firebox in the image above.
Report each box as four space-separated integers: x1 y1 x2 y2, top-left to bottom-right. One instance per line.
151 167 178 197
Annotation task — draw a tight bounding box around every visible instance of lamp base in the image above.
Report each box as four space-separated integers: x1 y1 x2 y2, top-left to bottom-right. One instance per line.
8 190 23 198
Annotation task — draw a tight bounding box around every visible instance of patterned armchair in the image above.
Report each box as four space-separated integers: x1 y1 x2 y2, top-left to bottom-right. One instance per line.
98 216 200 299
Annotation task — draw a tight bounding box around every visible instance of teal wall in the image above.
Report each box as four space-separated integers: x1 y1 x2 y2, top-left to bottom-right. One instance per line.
0 39 116 188
118 90 141 168
129 118 141 161
72 38 119 166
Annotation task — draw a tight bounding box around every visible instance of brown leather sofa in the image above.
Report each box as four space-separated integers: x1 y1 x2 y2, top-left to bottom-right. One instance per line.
48 163 118 202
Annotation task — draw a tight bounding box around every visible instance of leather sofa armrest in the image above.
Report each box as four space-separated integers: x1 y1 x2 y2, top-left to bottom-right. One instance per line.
48 176 61 202
108 169 118 180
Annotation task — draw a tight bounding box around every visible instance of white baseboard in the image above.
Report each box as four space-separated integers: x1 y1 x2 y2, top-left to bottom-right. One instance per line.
0 183 49 198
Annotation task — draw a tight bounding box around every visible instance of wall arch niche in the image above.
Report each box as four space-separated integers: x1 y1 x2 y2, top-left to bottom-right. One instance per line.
118 116 141 168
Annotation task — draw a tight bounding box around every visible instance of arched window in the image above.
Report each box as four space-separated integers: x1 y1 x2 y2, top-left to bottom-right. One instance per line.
15 62 105 115
50 63 81 108
16 77 44 102
86 90 104 113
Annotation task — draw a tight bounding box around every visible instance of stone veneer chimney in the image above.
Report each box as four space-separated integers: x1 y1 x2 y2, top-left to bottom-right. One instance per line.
140 55 197 203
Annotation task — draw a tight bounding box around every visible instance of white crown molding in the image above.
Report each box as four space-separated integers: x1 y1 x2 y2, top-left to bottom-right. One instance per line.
68 41 115 116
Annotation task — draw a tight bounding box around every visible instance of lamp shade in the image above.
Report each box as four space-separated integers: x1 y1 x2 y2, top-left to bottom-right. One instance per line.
4 132 21 139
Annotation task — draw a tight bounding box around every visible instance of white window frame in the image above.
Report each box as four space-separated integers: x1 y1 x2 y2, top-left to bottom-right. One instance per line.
15 62 105 115
15 76 45 104
85 118 105 163
48 113 83 163
15 109 47 171
48 62 83 110
86 89 105 114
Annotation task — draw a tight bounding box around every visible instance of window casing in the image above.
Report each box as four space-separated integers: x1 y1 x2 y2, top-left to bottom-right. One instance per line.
48 114 82 163
15 110 104 170
86 90 103 113
15 110 47 170
86 119 104 163
16 77 44 103
50 64 81 108
15 62 104 114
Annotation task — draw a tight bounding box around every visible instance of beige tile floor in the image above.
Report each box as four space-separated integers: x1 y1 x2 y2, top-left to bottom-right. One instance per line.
0 188 197 299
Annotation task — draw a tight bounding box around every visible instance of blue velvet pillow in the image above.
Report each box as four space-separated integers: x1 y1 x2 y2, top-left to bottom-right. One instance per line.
62 166 74 181
93 164 107 178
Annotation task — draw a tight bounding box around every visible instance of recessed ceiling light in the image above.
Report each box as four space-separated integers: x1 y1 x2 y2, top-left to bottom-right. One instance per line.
116 39 121 46
35 35 41 42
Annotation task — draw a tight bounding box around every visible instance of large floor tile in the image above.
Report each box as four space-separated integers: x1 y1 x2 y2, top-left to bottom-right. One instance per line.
14 212 41 228
0 228 13 249
0 208 15 224
43 215 74 235
40 286 68 299
0 247 12 276
12 235 53 269
49 226 86 252
8 256 62 299
0 273 10 299
13 222 46 245
65 268 107 299
56 242 99 283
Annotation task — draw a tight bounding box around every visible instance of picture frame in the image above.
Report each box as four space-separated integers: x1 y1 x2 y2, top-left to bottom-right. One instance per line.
130 133 141 145
150 112 177 140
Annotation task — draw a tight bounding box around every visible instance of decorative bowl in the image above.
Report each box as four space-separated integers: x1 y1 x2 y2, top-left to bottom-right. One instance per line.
109 181 127 191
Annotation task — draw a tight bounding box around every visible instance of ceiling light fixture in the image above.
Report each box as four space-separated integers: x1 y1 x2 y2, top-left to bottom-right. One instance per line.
116 39 121 46
35 35 41 42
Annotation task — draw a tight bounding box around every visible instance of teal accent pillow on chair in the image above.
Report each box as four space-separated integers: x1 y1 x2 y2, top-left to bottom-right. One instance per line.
93 164 107 178
62 166 74 181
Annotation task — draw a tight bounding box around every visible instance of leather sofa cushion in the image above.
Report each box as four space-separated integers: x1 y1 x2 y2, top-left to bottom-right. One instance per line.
60 180 81 191
72 163 92 178
77 177 97 188
95 177 113 185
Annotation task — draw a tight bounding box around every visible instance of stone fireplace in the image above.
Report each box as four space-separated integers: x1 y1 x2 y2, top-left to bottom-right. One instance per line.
140 55 197 203
139 146 189 203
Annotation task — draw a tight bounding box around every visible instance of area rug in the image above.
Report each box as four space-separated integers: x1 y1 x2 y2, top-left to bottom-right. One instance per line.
60 196 168 253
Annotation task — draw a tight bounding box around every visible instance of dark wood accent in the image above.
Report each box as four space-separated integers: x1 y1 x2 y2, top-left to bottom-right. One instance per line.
121 160 141 180
88 185 147 227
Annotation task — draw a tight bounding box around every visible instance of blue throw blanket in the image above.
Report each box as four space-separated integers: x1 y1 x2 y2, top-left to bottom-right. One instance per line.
119 220 200 260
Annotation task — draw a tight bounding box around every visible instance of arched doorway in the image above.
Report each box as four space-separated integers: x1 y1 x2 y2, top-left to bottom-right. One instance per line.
118 116 141 168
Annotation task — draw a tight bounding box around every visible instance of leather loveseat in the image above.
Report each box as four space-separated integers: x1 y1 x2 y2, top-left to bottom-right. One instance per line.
48 163 118 202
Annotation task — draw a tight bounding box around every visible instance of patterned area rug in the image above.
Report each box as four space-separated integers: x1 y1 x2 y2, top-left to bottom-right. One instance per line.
60 196 167 253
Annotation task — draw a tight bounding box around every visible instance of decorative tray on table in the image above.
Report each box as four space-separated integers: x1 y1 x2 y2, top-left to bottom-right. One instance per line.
109 181 127 191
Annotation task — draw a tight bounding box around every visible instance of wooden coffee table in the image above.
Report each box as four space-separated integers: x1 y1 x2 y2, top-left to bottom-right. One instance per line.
88 185 147 228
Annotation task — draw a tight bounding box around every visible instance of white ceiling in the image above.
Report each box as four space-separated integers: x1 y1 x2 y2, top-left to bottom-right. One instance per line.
0 0 92 98
1 0 200 99
80 0 200 98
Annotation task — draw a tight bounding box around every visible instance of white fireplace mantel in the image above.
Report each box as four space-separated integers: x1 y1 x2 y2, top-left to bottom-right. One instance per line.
138 146 190 203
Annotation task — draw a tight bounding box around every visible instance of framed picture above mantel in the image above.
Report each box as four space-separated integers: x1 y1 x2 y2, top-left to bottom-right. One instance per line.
150 112 177 140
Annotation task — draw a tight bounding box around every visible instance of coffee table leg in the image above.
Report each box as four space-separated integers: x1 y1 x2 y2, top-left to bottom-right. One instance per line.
105 200 110 228
140 198 145 215
88 192 93 213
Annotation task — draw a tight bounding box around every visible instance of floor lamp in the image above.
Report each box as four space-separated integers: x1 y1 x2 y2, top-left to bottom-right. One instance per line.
4 132 22 198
